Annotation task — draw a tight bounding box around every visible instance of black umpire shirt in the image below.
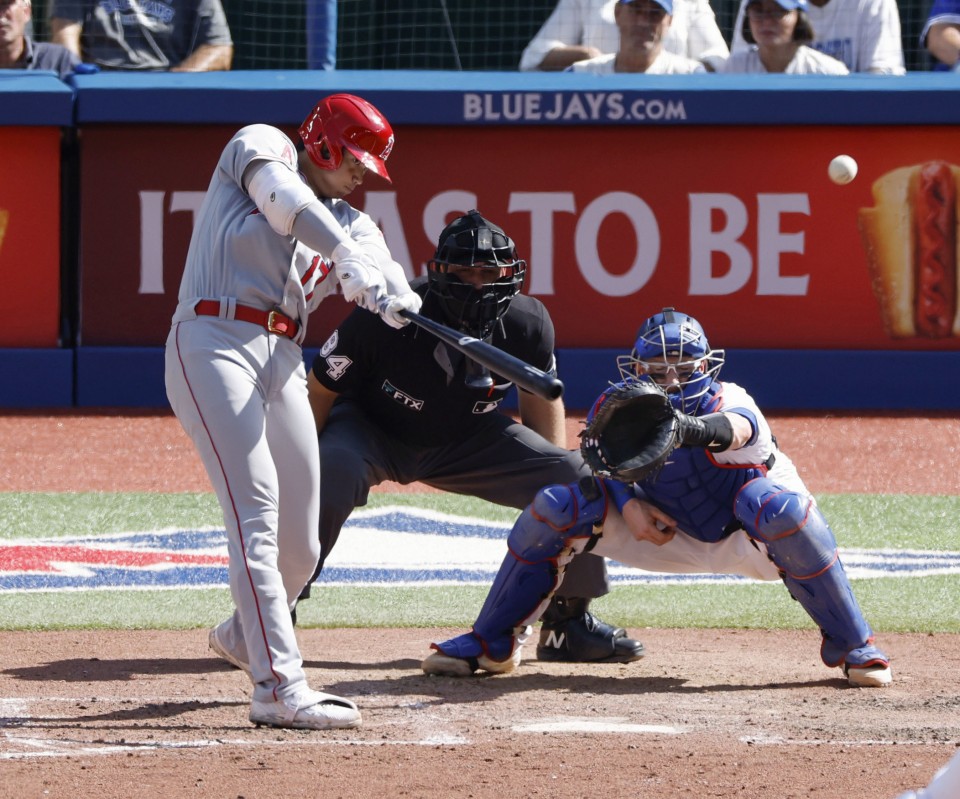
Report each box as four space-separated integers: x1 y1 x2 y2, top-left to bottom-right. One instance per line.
310 278 556 448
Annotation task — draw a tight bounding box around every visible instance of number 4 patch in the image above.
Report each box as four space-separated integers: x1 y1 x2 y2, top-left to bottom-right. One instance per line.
325 355 352 381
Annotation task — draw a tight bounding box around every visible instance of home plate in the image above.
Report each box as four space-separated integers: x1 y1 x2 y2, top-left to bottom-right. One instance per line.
513 718 683 735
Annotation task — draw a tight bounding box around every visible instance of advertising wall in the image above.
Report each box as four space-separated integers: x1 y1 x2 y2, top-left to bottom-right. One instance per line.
0 74 73 406
0 104 67 347
78 122 960 352
4 71 959 409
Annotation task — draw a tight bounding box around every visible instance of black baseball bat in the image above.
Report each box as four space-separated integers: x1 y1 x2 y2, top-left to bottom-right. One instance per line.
400 310 564 401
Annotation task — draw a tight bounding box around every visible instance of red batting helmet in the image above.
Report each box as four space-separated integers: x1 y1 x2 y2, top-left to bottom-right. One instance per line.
299 94 394 183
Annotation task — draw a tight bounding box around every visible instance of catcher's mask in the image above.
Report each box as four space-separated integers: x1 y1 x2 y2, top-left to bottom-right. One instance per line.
617 307 724 414
299 94 395 182
426 210 526 340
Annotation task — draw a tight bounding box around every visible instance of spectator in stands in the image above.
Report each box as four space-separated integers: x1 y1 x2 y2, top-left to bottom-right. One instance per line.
567 0 706 72
729 0 905 72
720 0 849 72
0 0 81 79
921 0 960 69
48 0 233 72
521 0 728 72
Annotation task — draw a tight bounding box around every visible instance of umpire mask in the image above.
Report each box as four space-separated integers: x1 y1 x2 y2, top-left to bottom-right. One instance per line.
427 210 526 340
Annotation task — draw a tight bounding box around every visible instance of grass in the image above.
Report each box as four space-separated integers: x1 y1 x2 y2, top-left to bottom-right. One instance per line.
0 492 958 633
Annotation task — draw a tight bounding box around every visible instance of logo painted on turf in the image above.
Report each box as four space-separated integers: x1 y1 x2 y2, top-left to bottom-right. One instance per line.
2 509 959 592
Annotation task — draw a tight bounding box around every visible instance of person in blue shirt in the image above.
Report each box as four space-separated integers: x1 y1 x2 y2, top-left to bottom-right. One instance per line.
921 0 960 70
0 0 83 79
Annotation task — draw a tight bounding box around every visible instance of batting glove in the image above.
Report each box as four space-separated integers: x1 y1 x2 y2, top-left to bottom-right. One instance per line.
332 242 387 313
377 291 422 329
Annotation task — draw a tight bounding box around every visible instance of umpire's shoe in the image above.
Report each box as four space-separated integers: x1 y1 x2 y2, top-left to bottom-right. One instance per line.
537 597 645 663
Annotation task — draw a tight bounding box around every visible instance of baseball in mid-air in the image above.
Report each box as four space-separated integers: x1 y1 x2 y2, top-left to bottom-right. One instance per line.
828 154 858 185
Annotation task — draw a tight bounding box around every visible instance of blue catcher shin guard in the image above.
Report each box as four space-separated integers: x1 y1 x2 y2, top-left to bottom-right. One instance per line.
432 478 608 666
734 478 887 669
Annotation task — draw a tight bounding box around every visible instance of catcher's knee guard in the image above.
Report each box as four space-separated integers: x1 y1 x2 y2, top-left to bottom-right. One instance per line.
735 478 883 668
465 478 608 661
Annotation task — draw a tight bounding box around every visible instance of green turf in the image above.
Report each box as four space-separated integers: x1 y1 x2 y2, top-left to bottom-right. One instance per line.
0 492 958 633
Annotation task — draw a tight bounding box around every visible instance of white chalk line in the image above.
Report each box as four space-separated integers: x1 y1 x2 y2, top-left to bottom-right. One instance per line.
742 734 960 747
0 696 467 759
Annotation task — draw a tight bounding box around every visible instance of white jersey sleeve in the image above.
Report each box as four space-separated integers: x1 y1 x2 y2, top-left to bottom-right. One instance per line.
519 0 617 70
669 0 730 69
714 382 809 495
172 124 344 336
855 0 906 73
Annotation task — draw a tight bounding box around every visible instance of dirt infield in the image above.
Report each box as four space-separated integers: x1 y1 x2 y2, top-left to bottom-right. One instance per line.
1 628 958 798
2 410 959 798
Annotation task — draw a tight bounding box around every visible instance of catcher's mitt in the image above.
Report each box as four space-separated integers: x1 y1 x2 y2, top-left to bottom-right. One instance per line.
579 381 680 482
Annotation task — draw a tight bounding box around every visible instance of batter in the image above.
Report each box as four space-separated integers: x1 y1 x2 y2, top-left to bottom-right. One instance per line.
164 93 420 730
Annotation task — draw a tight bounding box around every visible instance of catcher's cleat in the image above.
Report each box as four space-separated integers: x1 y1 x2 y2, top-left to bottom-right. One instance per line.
844 662 893 687
209 625 252 676
250 689 361 730
537 597 645 664
421 632 522 677
841 643 892 687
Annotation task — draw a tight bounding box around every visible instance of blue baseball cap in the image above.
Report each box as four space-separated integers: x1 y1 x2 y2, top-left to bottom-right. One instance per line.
619 0 674 16
750 0 808 9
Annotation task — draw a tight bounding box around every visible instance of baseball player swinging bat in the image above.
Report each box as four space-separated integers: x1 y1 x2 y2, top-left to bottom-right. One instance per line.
399 309 564 400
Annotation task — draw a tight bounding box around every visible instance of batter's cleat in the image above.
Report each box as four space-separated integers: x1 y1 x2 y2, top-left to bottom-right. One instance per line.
421 632 522 677
208 625 251 676
536 597 644 663
841 643 892 687
249 689 361 730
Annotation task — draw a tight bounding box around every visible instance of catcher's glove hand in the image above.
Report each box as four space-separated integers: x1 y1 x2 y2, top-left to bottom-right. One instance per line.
579 381 680 483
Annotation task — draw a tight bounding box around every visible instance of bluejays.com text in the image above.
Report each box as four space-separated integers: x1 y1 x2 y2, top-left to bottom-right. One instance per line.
463 92 688 123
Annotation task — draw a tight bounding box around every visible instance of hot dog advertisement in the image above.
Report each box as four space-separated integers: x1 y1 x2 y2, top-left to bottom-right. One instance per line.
859 161 960 339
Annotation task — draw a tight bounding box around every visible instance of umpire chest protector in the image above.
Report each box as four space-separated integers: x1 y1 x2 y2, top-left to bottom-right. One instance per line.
639 448 769 543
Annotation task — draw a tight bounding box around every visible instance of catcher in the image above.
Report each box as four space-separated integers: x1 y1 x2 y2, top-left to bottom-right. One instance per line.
421 307 892 688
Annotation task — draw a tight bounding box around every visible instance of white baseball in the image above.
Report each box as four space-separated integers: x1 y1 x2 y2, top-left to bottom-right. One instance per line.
828 155 858 185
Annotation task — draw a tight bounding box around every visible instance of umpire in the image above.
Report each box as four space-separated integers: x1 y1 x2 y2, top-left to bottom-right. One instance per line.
297 210 642 664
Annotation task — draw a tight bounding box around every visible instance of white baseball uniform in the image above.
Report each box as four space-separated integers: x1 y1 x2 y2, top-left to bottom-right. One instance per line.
164 123 386 704
730 0 906 73
519 0 731 71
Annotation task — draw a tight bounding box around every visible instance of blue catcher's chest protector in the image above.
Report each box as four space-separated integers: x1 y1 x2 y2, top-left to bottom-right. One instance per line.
638 383 766 543
639 447 768 542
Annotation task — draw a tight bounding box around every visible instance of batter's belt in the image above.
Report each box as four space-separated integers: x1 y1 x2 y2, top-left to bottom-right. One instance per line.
194 300 299 340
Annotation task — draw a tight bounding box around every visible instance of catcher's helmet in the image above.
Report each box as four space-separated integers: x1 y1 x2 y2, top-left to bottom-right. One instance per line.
617 307 724 414
427 210 526 339
299 94 395 182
